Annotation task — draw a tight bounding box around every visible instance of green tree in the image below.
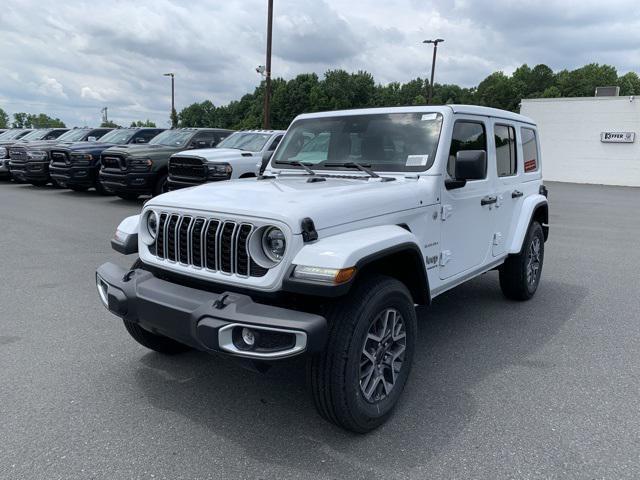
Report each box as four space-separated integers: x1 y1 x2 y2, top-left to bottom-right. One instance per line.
130 119 157 127
100 120 121 128
476 72 519 111
0 107 9 128
12 112 65 128
556 63 618 97
12 112 30 128
617 72 640 95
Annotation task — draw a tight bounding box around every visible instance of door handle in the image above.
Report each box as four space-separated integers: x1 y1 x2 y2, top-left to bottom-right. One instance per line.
511 190 523 198
481 195 497 206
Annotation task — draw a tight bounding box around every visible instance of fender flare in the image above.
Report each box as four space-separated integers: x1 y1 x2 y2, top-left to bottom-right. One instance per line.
284 225 430 303
111 214 140 255
508 195 548 254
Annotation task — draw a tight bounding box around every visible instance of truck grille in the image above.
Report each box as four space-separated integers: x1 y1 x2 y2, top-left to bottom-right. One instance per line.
101 154 126 171
50 150 70 166
169 156 207 182
155 213 268 278
9 147 27 163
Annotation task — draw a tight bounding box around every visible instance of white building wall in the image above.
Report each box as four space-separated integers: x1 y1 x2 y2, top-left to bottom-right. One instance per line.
520 97 640 187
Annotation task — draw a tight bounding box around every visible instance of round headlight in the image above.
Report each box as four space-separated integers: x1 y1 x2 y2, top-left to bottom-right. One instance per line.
146 211 159 240
261 227 286 262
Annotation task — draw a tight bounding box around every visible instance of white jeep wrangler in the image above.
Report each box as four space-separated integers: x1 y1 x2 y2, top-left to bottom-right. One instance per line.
96 106 549 433
167 130 285 191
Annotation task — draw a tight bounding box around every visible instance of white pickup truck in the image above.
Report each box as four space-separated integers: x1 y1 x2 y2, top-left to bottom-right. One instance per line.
167 130 285 190
96 105 549 433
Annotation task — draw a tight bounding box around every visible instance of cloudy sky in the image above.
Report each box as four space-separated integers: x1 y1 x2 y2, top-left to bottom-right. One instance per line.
1 0 639 127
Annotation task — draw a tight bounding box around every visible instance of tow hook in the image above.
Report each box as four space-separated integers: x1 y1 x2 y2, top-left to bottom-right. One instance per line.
122 270 136 282
213 294 230 310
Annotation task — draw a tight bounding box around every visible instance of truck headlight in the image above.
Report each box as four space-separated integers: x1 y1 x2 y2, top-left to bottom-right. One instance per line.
72 153 93 166
207 162 232 179
261 227 286 262
130 158 153 171
141 210 159 245
27 150 48 161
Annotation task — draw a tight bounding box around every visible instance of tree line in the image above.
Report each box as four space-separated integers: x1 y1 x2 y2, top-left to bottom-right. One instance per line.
178 63 640 130
0 109 157 129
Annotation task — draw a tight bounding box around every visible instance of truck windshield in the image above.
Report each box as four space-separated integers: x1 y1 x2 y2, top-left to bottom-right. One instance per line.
217 132 271 152
20 130 51 141
98 129 135 144
0 130 28 140
57 129 89 142
149 130 193 147
273 112 443 172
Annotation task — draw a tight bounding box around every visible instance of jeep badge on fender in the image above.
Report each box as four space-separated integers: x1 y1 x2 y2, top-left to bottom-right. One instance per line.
96 105 549 433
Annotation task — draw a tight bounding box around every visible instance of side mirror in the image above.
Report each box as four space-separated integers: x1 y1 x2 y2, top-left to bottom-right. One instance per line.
87 136 97 142
445 150 486 190
259 151 274 174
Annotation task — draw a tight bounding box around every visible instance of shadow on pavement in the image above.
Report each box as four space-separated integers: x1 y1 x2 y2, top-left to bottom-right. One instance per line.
125 273 587 477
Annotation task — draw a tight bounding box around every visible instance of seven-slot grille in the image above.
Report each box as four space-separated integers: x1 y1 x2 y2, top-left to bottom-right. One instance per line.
101 154 126 171
50 150 70 166
169 156 207 182
154 213 268 278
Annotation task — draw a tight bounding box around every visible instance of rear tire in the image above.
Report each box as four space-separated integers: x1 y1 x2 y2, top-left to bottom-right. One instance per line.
69 185 89 192
499 221 544 300
308 275 417 433
30 180 49 187
95 181 113 195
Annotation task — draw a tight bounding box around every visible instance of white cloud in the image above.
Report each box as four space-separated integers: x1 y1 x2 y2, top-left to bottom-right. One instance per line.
0 0 638 126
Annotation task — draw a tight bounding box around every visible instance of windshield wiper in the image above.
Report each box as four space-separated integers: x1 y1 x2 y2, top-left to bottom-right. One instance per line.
275 160 317 176
322 161 395 182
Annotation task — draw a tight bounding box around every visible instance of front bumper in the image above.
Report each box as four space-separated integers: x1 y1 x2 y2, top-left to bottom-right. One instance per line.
99 170 158 194
8 161 50 182
96 262 327 360
50 164 98 188
0 159 9 177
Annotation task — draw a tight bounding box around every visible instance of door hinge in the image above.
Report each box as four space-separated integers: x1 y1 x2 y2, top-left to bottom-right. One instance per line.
440 250 452 266
441 204 453 221
492 233 503 246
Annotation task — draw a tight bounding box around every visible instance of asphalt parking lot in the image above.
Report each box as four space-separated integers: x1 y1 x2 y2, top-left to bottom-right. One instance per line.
0 180 639 479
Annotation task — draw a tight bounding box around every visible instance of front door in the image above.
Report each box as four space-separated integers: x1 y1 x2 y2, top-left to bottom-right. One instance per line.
440 118 495 280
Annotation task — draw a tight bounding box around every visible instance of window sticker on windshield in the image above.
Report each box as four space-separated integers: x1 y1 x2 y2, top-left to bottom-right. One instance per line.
421 113 437 121
406 155 429 166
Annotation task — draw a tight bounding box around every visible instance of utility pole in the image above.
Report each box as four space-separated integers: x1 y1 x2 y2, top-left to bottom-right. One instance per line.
263 0 273 129
423 38 444 104
164 73 176 128
101 107 108 124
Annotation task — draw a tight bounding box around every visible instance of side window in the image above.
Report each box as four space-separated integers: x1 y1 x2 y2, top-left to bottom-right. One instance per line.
495 124 517 177
191 132 216 148
521 128 539 173
268 135 282 151
448 121 487 178
137 130 160 143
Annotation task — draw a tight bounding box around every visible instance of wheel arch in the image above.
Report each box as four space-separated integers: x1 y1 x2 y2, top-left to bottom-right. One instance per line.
508 194 549 254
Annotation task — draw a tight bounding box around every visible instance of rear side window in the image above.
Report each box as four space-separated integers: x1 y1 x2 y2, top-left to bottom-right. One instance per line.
521 128 539 172
448 121 486 177
495 124 517 177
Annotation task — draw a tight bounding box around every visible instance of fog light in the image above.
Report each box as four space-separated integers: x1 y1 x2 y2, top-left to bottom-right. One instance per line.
241 327 256 347
96 277 109 307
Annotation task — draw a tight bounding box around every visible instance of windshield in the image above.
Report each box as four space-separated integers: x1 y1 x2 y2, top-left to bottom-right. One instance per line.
0 130 27 140
217 132 272 152
273 112 443 172
98 129 135 144
57 129 90 142
149 130 193 147
21 130 50 141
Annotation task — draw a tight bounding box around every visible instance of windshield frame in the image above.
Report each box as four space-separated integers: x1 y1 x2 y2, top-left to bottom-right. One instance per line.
217 132 272 152
272 112 444 173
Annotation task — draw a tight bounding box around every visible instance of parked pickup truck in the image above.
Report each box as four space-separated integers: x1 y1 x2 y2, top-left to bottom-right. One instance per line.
9 128 111 186
0 129 34 179
50 128 165 193
167 130 285 190
99 128 233 200
96 106 549 432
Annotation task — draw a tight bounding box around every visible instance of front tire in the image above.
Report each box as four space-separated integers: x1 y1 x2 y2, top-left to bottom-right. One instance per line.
499 221 545 300
116 192 139 201
309 275 417 433
154 173 168 196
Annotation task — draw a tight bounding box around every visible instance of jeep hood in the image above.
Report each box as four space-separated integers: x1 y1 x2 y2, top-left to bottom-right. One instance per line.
176 147 256 163
148 175 435 233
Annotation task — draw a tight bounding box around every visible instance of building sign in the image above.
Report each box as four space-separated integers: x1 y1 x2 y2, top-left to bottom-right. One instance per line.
600 132 635 143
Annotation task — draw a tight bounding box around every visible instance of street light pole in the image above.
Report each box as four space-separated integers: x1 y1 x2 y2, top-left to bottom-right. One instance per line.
263 0 273 129
163 72 176 128
423 39 444 104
